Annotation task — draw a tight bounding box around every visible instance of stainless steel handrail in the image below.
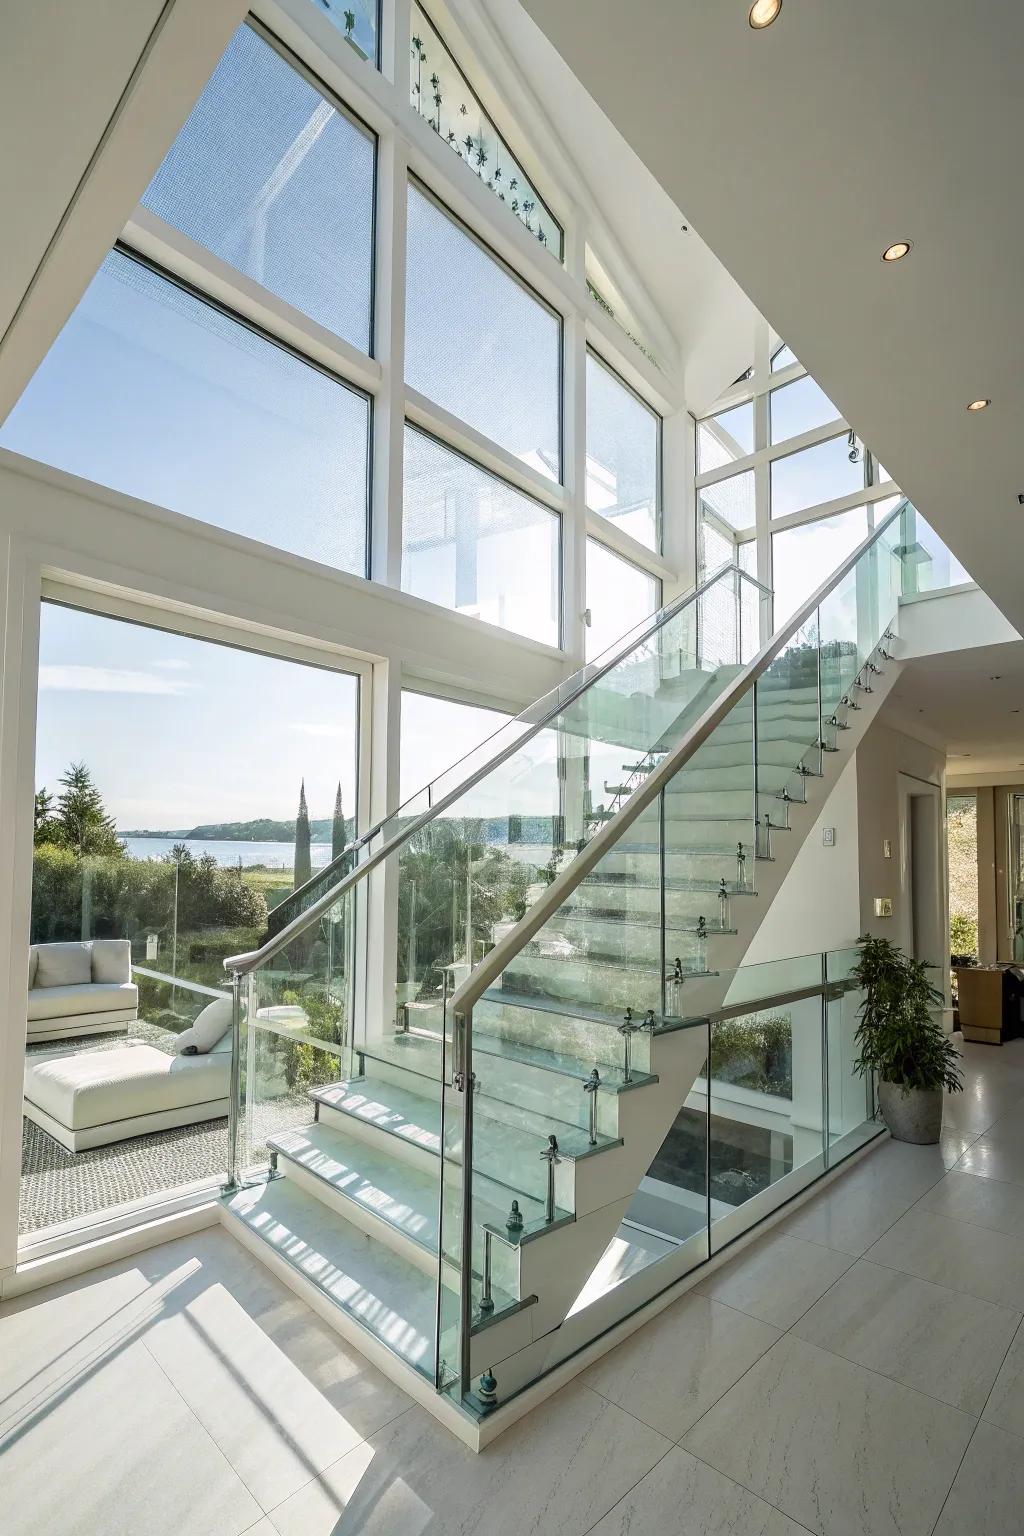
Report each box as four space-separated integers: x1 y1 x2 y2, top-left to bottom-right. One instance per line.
448 501 905 1018
224 560 761 974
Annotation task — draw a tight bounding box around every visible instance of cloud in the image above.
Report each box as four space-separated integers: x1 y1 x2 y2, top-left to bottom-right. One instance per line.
151 658 190 672
38 666 192 696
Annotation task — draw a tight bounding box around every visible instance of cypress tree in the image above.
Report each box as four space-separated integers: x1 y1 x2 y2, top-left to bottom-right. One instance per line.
331 783 348 865
293 780 312 890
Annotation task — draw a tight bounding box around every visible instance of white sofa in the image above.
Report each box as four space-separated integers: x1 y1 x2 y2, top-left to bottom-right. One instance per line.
28 940 138 1043
23 995 233 1152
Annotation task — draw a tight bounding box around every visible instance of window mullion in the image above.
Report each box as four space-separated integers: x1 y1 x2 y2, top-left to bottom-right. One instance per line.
564 310 588 667
372 134 408 589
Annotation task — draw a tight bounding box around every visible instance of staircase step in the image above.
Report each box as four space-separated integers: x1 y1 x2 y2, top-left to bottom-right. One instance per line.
266 1121 553 1264
309 1073 620 1208
378 1021 657 1093
503 949 714 1014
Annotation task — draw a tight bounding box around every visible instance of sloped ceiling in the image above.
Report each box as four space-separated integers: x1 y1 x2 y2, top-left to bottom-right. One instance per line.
519 0 1024 633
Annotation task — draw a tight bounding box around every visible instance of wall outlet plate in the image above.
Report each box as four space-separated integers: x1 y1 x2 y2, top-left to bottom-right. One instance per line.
883 838 892 859
822 827 835 847
874 897 894 918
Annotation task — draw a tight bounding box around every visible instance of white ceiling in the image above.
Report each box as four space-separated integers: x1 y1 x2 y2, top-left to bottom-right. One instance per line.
884 640 1024 779
472 0 760 402
519 0 1024 634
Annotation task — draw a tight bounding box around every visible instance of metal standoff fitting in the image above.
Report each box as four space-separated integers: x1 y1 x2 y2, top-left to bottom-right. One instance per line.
736 841 747 884
539 1134 561 1223
506 1198 524 1233
618 1008 638 1082
479 1230 495 1316
583 1068 601 1145
477 1367 498 1406
643 1008 657 1031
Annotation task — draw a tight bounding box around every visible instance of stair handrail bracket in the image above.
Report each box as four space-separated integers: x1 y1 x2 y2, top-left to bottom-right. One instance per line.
449 500 905 1022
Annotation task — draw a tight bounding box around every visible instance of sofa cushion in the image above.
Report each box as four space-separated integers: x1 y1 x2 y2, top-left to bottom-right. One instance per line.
24 1043 230 1130
34 943 92 989
175 995 233 1055
90 939 132 985
27 981 138 1022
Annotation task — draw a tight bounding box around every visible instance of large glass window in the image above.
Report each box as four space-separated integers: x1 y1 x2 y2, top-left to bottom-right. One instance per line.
697 401 754 474
310 0 380 65
771 506 871 628
700 469 756 535
24 602 360 1236
585 351 660 551
143 24 376 354
402 426 560 645
409 2 563 259
947 794 979 960
405 182 562 480
0 252 371 577
769 374 841 445
585 538 660 661
770 433 864 520
400 690 511 803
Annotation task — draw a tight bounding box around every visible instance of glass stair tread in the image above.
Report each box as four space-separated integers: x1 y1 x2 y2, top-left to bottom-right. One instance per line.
266 1120 554 1256
371 1026 657 1094
309 1073 621 1177
223 1179 529 1384
482 986 655 1031
580 875 755 896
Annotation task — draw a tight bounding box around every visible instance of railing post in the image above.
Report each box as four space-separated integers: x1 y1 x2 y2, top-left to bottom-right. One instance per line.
222 967 244 1194
814 606 825 773
454 1006 475 1404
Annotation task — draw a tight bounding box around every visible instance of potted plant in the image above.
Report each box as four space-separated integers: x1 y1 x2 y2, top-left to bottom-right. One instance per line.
850 934 963 1143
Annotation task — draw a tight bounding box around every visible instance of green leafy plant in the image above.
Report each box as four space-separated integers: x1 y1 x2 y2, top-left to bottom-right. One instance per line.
950 911 978 957
850 934 963 1096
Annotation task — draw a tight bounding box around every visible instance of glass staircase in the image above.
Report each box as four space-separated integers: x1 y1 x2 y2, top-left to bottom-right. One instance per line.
220 503 907 1437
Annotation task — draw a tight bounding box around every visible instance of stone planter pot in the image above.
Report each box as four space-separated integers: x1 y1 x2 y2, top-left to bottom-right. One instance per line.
878 1079 943 1144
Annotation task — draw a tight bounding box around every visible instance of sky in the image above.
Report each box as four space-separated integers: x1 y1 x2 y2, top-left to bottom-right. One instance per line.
36 605 359 832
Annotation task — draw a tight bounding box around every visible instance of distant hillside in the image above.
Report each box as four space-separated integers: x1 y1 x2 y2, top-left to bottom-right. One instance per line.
123 818 336 843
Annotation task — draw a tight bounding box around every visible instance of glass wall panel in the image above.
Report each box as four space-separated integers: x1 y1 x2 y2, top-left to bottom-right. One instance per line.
409 1 563 258
769 374 842 444
24 603 359 1239
771 506 871 628
402 426 560 645
405 183 561 479
143 23 376 352
586 351 660 550
900 507 974 592
0 252 371 577
770 433 864 519
700 469 755 535
771 342 797 371
309 0 380 64
697 401 754 474
585 538 660 661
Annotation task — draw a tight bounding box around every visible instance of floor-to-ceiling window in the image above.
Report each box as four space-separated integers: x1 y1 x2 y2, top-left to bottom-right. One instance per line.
22 601 362 1238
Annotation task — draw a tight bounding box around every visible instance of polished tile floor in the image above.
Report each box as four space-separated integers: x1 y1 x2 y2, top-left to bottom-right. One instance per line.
4 1038 1024 1535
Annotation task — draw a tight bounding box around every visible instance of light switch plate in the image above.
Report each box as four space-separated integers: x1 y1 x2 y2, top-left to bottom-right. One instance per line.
822 827 835 847
874 897 894 918
883 838 892 859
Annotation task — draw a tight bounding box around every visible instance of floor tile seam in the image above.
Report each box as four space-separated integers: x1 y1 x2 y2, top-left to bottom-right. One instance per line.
677 1437 817 1533
974 1311 1024 1429
677 1329 979 1463
138 1332 270 1517
695 1248 856 1336
822 1252 1024 1320
259 1403 416 1523
576 1441 679 1536
889 1191 1024 1250
923 1418 981 1536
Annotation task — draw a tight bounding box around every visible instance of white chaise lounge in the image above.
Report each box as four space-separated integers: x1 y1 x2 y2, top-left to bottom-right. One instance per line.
28 940 138 1042
23 996 233 1153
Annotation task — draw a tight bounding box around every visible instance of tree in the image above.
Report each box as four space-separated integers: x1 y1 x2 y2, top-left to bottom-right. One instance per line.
294 780 312 890
34 788 59 846
52 762 124 856
331 783 348 865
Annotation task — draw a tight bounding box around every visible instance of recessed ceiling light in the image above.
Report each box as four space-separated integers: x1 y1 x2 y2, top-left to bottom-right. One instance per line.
966 398 991 412
881 241 912 262
749 0 782 28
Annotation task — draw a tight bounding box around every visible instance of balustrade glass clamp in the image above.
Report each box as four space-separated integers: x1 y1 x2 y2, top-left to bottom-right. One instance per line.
696 915 708 971
479 1230 495 1316
736 842 746 885
878 647 893 662
718 877 731 929
583 1068 601 1144
506 1198 524 1234
478 1367 498 1406
268 1149 279 1177
867 661 882 674
539 1134 561 1223
618 1008 638 1082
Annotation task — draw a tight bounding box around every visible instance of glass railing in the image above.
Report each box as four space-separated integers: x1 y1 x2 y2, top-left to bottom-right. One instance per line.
898 504 974 594
222 501 910 1415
